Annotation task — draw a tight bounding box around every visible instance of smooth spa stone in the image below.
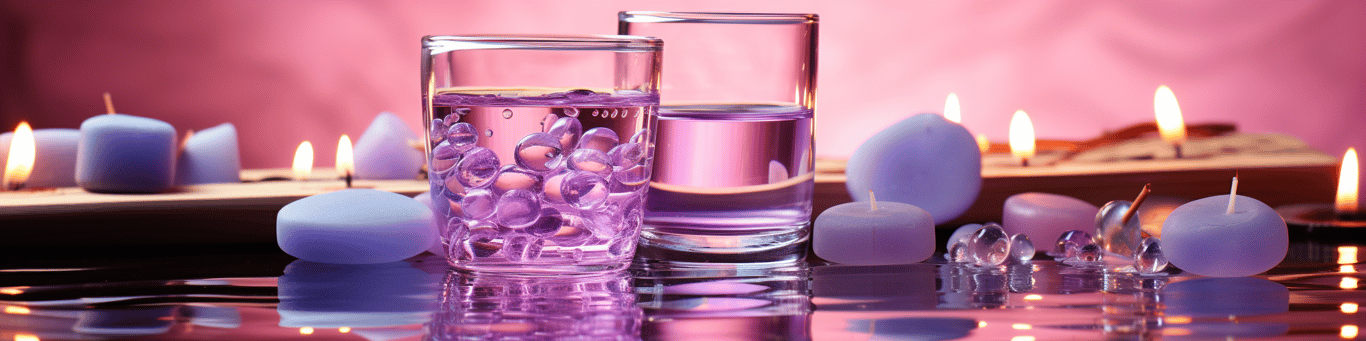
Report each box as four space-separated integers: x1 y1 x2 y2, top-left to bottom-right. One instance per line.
0 128 79 187
1002 192 1100 248
814 200 935 265
354 112 425 179
277 189 438 264
1161 194 1288 277
846 113 982 224
175 123 241 185
76 114 178 193
412 191 447 257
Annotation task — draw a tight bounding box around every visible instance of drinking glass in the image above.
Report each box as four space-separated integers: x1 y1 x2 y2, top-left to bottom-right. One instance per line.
421 35 662 273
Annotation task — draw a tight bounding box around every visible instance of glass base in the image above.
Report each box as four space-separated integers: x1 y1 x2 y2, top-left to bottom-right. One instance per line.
635 224 809 264
448 258 631 276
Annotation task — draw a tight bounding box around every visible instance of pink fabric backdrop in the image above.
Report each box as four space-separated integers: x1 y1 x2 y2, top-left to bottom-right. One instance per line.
2 0 1363 170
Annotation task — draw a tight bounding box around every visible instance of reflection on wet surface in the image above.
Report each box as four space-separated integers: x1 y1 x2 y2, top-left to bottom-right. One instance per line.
0 239 1362 340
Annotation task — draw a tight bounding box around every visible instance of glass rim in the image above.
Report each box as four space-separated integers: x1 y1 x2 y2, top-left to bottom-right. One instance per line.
423 34 662 53
619 11 817 24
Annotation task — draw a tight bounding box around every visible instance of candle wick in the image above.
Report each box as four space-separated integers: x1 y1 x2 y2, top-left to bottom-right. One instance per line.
868 190 878 211
103 92 116 115
345 171 353 188
1226 173 1239 214
1020 158 1029 167
1173 142 1184 159
1120 183 1151 225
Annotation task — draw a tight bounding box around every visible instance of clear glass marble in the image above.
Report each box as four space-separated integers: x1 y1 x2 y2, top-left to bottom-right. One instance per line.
1009 233 1034 263
1134 236 1169 274
1054 230 1093 259
969 223 1010 267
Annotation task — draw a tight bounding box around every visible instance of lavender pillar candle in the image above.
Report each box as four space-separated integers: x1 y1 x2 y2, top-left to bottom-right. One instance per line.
846 113 981 224
0 128 79 187
1162 194 1288 277
1002 192 1100 247
176 123 241 185
76 114 177 193
354 112 424 180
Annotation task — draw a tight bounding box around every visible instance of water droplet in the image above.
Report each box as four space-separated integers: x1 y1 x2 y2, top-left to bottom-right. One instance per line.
561 171 609 210
969 223 1010 267
1053 230 1093 257
947 242 969 262
1010 234 1035 263
501 108 514 119
455 147 499 188
567 148 613 177
578 127 620 152
1074 243 1103 262
1134 237 1168 274
485 129 493 137
445 122 478 152
459 189 497 220
513 132 563 173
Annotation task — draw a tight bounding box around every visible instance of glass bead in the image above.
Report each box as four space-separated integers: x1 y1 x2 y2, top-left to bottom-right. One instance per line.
455 147 499 188
513 132 563 173
429 119 448 145
567 148 613 177
577 127 620 152
947 241 969 263
561 171 609 210
548 117 583 155
446 122 478 152
969 223 1010 267
495 189 541 229
459 189 498 220
1054 230 1093 257
1010 233 1035 263
1135 236 1169 274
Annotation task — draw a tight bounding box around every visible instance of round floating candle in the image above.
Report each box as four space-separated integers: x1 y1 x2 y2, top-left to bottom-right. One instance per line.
1 128 79 188
1163 182 1288 277
1002 192 1099 247
277 189 438 264
354 112 424 180
76 114 178 193
846 113 982 224
814 193 935 265
175 123 241 185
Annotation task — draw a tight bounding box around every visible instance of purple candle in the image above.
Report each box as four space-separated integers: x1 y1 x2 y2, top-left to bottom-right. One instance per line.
76 114 178 193
1002 192 1099 247
176 123 241 185
354 112 424 180
1 128 79 188
1162 181 1288 277
814 193 935 265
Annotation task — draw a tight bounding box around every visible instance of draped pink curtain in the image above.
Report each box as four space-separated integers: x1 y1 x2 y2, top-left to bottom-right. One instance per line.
2 0 1363 169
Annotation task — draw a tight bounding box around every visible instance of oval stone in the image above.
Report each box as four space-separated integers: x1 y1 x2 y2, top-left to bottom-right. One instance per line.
277 189 438 264
845 113 981 224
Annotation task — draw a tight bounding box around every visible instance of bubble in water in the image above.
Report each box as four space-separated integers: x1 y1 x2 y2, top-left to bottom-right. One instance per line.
446 122 478 152
465 227 501 258
459 189 497 220
947 241 969 262
591 110 599 117
969 223 1010 267
504 234 530 261
501 108 514 119
492 165 542 194
513 132 563 173
429 119 448 145
567 148 613 177
548 117 582 154
430 141 460 175
578 127 620 152
456 147 500 188
1010 234 1035 263
524 207 564 237
563 107 580 118
485 129 493 137
495 190 541 228
1134 237 1168 274
1074 243 1103 262
561 171 609 210
1053 230 1093 257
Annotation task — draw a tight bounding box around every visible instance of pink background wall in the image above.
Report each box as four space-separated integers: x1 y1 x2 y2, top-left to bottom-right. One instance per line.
2 0 1363 169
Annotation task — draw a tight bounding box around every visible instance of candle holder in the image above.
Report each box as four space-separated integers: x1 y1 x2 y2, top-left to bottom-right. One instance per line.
1276 204 1366 230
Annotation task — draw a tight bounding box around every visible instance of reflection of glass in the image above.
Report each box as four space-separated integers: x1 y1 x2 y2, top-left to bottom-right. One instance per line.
430 270 641 340
276 260 443 330
635 262 811 339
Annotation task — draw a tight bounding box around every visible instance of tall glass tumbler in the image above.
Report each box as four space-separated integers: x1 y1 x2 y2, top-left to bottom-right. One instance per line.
421 35 662 273
619 12 818 262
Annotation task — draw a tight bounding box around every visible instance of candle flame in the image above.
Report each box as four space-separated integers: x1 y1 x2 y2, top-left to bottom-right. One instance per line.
944 93 962 123
14 333 39 341
1154 85 1187 144
3 122 35 189
1009 110 1035 162
292 141 314 180
336 135 354 177
1338 148 1359 215
976 134 990 154
299 327 314 335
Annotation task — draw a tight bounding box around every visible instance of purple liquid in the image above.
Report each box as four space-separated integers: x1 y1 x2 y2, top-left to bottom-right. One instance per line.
642 103 814 254
427 88 657 272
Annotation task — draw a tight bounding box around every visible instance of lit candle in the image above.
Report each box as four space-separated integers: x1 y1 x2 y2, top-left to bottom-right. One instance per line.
1162 175 1288 277
1001 192 1099 247
1337 148 1359 217
846 112 982 224
975 134 990 154
175 123 241 185
944 93 962 123
337 135 355 187
2 122 35 191
75 94 178 193
276 188 438 264
354 112 424 180
1155 85 1187 158
1009 110 1035 167
814 191 935 265
292 141 314 181
1 126 78 189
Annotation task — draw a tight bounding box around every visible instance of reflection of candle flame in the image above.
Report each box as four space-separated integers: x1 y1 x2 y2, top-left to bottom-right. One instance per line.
299 327 314 335
1341 246 1359 265
4 305 30 315
14 333 39 341
1154 85 1187 145
1344 325 1360 339
339 327 351 333
3 122 35 190
1344 302 1360 314
944 93 962 123
1009 110 1035 165
1338 148 1359 215
336 135 354 178
1342 277 1359 290
292 141 314 180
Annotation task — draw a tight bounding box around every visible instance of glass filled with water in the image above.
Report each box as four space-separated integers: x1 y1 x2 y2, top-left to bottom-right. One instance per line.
421 35 662 273
619 12 818 263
